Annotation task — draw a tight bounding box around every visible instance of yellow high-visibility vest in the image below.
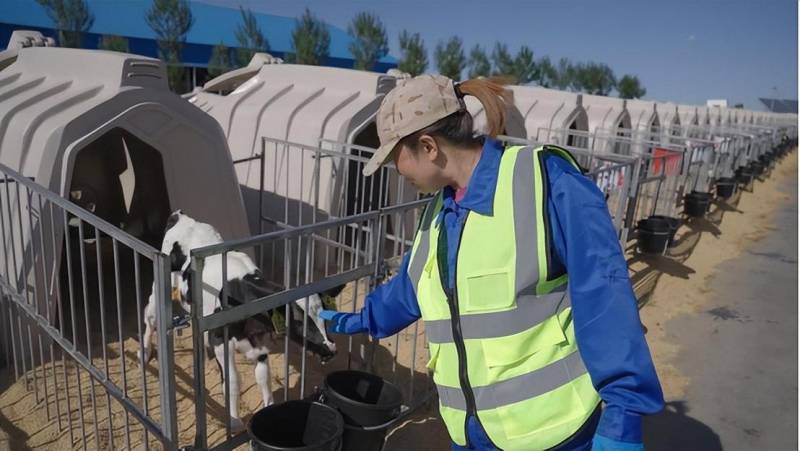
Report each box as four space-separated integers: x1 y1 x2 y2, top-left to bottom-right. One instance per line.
408 145 601 450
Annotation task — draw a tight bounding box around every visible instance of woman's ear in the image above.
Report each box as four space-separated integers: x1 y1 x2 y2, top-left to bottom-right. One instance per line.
417 134 439 162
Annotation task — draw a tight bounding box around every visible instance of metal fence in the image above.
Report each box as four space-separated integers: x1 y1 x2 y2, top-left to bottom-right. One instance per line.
231 137 420 282
0 163 179 450
188 139 432 450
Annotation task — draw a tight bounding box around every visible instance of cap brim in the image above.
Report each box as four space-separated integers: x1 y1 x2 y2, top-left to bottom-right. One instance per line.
362 137 400 177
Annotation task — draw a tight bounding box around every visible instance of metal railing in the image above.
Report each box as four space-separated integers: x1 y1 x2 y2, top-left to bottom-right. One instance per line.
189 138 432 450
0 163 178 450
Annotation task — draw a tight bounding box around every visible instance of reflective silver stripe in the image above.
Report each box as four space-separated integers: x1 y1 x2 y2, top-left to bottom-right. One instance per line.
436 350 588 411
513 146 541 298
407 196 439 299
424 286 570 344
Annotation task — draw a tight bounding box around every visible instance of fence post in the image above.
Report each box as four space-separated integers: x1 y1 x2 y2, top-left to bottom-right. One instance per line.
191 255 208 451
154 253 179 449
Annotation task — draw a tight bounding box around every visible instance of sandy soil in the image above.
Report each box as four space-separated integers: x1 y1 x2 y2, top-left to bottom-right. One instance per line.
0 149 795 450
0 277 434 450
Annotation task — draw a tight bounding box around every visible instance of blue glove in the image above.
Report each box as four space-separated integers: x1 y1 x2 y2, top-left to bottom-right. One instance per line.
319 310 366 334
591 435 644 451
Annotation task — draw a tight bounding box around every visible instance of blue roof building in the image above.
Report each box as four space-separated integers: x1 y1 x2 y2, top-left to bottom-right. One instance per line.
0 0 397 72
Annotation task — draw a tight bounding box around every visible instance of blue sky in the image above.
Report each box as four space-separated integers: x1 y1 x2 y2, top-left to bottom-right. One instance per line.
200 0 798 111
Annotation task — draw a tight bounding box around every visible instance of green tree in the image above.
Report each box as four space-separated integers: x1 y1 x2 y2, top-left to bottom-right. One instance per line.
207 42 232 78
98 34 128 53
290 7 330 66
573 62 616 95
348 12 388 71
616 74 646 99
491 42 516 79
514 45 536 84
554 57 575 91
36 0 94 48
468 45 491 79
434 36 466 80
535 56 557 88
235 6 268 67
145 0 194 91
397 30 427 76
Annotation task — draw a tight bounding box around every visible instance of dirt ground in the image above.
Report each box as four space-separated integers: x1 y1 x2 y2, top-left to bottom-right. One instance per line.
0 150 795 451
637 150 797 402
0 277 435 450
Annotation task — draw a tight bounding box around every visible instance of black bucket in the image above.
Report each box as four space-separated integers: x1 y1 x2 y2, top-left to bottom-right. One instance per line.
749 161 764 176
248 401 343 451
648 215 680 247
715 178 736 199
684 191 711 218
322 371 403 451
636 217 671 254
735 167 754 185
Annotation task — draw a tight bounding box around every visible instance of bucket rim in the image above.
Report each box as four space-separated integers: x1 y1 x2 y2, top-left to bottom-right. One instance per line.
247 400 344 451
323 370 404 412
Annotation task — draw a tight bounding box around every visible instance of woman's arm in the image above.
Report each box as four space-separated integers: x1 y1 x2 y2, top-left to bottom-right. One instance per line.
321 252 422 339
545 155 665 445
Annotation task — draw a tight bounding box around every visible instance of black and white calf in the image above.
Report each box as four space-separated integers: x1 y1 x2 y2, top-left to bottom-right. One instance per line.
141 210 340 431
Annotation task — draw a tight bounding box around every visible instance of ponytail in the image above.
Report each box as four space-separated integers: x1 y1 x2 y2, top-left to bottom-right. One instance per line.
458 76 513 137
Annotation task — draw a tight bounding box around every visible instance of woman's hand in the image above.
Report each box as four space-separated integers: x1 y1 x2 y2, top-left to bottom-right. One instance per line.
319 310 365 334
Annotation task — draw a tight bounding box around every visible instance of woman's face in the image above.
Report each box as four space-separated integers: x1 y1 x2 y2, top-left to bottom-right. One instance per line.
391 136 448 194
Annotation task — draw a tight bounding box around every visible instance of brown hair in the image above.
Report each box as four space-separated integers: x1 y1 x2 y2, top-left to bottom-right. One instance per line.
399 76 513 150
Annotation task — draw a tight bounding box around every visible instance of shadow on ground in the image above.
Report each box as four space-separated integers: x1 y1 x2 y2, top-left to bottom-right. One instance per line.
644 401 723 451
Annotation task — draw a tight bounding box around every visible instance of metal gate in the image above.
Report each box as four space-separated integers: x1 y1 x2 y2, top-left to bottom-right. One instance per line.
0 163 179 450
188 138 433 450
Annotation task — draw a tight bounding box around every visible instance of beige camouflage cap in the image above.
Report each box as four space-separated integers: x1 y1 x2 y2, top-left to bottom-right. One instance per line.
362 74 465 176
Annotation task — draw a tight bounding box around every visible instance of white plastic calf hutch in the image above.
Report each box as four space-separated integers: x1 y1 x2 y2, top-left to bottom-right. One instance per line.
581 93 631 154
0 46 249 302
0 46 255 447
507 86 589 148
188 64 412 232
0 47 249 245
677 105 699 128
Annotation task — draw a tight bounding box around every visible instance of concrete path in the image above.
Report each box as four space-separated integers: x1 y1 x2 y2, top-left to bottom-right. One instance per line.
644 167 798 450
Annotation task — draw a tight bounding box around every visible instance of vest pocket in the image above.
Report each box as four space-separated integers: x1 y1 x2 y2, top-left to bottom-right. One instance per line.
463 269 514 312
481 316 568 369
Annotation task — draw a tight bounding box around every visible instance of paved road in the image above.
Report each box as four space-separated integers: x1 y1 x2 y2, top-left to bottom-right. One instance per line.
644 169 798 450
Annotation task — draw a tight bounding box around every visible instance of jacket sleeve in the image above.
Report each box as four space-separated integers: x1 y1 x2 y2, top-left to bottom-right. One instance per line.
544 155 665 443
355 252 422 339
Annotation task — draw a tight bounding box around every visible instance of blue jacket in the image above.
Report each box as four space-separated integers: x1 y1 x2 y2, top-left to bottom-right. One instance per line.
347 138 664 445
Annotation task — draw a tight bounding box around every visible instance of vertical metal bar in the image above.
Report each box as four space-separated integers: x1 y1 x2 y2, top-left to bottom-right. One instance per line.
221 251 232 438
9 180 30 386
0 176 20 379
283 147 291 402
15 181 30 302
21 185 44 406
112 239 131 451
74 362 89 451
29 190 50 417
283 238 290 402
297 150 309 399
154 254 178 449
133 252 150 451
191 256 208 451
56 208 76 445
258 139 266 269
93 227 114 450
0 181 11 367
77 220 101 447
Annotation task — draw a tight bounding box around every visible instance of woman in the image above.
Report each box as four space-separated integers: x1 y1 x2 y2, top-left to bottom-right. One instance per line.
320 74 663 451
